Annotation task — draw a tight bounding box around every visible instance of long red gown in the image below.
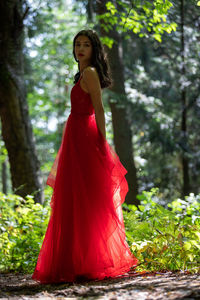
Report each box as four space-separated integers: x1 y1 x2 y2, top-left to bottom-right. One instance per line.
31 74 138 284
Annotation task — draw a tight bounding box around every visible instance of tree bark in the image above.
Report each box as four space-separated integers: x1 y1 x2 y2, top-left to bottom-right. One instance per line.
2 159 8 194
0 0 43 203
87 0 94 22
180 0 190 197
96 0 139 205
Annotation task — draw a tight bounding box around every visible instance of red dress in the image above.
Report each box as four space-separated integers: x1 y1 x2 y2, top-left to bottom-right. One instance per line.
31 75 138 284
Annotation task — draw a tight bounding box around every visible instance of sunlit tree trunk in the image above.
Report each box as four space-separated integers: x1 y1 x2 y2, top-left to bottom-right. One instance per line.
0 0 43 202
96 0 139 205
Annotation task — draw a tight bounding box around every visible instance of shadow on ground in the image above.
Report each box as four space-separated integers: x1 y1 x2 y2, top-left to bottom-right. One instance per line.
0 271 200 299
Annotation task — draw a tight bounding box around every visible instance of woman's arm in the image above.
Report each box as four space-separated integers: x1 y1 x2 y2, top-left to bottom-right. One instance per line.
82 67 106 139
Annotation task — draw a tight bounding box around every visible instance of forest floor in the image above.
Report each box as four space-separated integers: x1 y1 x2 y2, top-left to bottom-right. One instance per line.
0 270 200 299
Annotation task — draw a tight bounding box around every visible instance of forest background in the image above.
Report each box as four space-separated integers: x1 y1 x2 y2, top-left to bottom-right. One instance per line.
1 0 200 205
0 0 200 275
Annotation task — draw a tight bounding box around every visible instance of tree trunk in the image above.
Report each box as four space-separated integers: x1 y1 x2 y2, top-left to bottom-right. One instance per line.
180 0 190 197
96 0 139 205
0 0 43 203
2 159 8 194
87 0 94 22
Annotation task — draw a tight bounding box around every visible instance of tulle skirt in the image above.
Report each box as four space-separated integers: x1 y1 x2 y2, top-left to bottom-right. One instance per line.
32 112 138 283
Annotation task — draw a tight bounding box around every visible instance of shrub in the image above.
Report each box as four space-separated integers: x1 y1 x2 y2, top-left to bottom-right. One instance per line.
123 188 200 273
0 188 199 274
0 193 50 273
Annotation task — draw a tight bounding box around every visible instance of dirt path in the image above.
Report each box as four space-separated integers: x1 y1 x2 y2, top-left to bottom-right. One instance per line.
0 271 200 299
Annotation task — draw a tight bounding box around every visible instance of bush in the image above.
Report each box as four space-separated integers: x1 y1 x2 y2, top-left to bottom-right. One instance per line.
0 192 50 273
0 188 199 274
123 188 200 273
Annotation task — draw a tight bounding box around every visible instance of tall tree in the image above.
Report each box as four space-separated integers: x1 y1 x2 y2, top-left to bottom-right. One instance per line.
179 0 190 196
0 0 43 202
93 0 176 204
122 0 200 198
96 0 139 205
0 135 8 194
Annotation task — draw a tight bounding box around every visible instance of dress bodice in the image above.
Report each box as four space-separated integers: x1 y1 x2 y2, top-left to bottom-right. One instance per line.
70 76 95 116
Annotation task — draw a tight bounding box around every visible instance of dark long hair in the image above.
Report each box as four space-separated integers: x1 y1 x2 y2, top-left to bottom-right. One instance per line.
73 29 112 89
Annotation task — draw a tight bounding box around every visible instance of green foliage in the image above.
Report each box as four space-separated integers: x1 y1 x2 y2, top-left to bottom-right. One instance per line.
23 0 90 182
0 192 50 273
0 140 7 164
98 0 177 45
123 0 200 199
1 189 199 274
123 188 200 273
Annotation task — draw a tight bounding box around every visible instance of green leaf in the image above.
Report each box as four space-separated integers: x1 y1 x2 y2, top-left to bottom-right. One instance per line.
183 241 192 251
153 33 162 42
193 231 200 240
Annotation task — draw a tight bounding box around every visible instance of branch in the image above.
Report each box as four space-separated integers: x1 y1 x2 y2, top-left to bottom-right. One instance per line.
22 6 30 22
123 3 134 31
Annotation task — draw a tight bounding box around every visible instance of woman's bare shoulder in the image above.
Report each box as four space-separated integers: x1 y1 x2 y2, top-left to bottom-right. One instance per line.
82 66 99 80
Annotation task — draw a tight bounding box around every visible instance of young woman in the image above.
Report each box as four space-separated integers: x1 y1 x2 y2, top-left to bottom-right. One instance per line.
31 29 138 284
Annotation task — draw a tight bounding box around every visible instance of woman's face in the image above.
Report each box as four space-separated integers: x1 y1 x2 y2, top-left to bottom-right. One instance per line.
74 35 93 64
